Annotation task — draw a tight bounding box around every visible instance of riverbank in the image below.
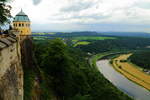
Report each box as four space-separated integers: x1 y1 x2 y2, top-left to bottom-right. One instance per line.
89 51 129 68
111 54 150 90
97 60 150 100
89 52 135 99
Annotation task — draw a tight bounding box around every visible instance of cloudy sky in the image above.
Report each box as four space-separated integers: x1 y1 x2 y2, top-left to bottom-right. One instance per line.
10 0 150 32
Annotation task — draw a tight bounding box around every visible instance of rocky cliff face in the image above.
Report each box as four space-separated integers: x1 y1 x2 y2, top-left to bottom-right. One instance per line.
0 34 23 100
20 36 42 100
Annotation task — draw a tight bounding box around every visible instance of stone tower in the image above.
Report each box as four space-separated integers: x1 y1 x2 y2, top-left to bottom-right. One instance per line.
13 9 31 35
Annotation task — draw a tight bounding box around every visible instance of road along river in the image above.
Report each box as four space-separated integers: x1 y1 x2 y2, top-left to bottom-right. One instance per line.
96 60 150 100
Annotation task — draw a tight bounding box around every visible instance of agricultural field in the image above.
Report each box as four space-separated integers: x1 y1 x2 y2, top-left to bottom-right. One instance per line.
73 36 116 40
72 40 78 42
32 32 56 35
112 54 150 90
33 36 48 40
73 41 90 47
71 36 116 47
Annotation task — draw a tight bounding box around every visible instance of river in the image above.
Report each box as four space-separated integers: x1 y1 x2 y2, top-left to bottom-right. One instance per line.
96 60 150 100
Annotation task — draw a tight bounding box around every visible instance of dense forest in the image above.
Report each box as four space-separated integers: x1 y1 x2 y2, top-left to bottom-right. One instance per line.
27 39 132 100
129 51 150 69
77 37 150 53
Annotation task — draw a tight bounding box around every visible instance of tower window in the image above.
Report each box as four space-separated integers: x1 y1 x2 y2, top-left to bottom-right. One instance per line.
26 24 28 27
13 24 15 27
22 23 24 27
19 23 21 27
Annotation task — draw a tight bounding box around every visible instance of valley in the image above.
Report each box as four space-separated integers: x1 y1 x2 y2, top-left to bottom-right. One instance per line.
29 32 150 100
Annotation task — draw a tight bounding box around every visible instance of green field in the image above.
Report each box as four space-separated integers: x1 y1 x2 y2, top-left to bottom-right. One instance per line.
33 36 48 40
32 32 56 35
73 41 90 47
72 40 78 42
73 36 116 40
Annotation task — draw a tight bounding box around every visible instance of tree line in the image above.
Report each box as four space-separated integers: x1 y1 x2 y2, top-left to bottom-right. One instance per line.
77 37 150 54
129 51 150 69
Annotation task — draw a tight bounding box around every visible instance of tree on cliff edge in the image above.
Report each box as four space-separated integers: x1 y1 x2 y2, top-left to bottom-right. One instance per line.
0 0 11 27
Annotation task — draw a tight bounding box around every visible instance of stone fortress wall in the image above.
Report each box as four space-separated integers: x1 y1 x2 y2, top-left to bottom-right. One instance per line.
0 34 23 100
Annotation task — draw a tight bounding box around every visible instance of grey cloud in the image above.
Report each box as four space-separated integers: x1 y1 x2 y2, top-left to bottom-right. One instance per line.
61 1 97 12
135 2 150 9
125 8 137 17
70 14 110 20
32 0 42 5
51 13 110 22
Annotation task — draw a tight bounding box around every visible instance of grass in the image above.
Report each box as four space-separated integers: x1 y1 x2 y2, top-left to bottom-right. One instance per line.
112 54 150 90
33 36 48 40
32 33 56 35
72 40 78 42
73 36 116 40
73 41 90 47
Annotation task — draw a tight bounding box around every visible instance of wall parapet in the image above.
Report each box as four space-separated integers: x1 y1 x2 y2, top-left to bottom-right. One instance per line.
0 34 17 50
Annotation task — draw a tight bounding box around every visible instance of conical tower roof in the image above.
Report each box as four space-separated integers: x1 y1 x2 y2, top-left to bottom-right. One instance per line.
13 9 30 22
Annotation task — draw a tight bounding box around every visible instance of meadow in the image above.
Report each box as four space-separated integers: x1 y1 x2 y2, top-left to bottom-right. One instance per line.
73 36 116 40
72 36 116 47
73 41 90 47
32 32 56 35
